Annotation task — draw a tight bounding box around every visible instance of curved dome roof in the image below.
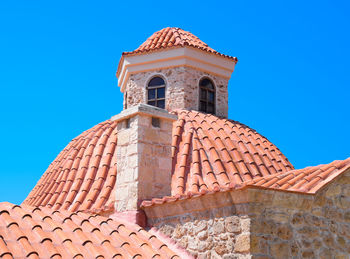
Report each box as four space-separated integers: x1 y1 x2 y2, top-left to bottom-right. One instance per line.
23 110 293 212
24 120 119 213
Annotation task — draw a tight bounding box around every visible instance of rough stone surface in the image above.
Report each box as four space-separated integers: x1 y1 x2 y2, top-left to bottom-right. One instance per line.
124 66 229 118
150 205 252 258
250 170 350 259
147 170 350 259
115 107 175 211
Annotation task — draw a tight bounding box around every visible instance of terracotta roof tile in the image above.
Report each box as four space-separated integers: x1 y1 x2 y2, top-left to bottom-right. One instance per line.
247 157 350 194
169 110 293 196
24 110 294 212
24 121 118 213
142 157 350 207
122 27 237 61
0 202 184 258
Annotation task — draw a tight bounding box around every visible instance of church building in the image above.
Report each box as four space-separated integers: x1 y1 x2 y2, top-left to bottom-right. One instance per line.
0 27 349 258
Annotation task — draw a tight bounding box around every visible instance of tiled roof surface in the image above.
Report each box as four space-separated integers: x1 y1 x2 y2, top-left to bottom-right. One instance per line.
24 110 294 212
247 157 350 194
122 27 237 61
141 158 350 207
0 202 181 258
170 110 294 196
23 120 119 213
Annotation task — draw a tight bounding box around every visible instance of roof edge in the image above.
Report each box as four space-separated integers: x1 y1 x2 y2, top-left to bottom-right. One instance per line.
122 43 238 61
141 157 350 209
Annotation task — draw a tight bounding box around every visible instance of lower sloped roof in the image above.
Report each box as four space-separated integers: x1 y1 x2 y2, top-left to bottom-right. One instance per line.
0 202 182 258
141 157 350 207
247 157 350 194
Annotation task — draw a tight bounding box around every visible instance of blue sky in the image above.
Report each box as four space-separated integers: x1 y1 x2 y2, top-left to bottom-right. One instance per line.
0 0 349 205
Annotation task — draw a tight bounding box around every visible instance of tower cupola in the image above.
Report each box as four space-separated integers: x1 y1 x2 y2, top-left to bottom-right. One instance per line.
116 27 237 118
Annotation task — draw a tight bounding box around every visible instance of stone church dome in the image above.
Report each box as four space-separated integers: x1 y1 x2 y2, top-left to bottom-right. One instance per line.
2 27 349 258
24 109 293 213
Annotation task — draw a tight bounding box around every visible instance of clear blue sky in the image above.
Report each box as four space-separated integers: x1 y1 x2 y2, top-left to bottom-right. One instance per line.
0 1 349 205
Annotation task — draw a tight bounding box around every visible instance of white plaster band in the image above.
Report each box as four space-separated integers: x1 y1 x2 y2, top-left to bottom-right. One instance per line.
111 103 178 122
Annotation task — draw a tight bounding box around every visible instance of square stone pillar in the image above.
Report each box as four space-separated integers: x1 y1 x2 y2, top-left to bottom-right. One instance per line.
111 104 177 212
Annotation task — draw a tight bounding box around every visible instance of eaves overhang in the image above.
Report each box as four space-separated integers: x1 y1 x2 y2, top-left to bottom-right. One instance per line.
116 46 237 92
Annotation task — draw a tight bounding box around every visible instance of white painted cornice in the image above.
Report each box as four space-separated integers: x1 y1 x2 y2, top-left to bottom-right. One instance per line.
116 47 237 92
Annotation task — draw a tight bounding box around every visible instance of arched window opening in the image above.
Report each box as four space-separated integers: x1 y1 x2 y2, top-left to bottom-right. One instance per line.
147 76 166 109
199 78 215 114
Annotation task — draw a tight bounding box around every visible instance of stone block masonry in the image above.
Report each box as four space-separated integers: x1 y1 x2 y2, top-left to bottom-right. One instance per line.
111 104 177 212
144 169 350 259
124 66 229 118
249 170 350 259
151 206 252 259
145 189 254 259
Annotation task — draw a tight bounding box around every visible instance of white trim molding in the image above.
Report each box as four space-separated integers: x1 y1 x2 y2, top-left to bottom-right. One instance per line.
116 47 237 92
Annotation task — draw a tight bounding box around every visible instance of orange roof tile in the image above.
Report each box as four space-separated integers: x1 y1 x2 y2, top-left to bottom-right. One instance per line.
24 110 293 212
122 27 237 61
24 120 118 213
246 157 350 194
141 158 350 207
170 110 293 195
0 202 184 258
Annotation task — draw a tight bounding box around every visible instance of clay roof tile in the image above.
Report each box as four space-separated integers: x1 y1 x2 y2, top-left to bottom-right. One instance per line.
24 110 296 211
246 158 350 194
0 203 183 258
122 27 237 61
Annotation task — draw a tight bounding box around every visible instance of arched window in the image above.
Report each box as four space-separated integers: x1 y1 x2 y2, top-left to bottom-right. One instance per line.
147 76 166 109
199 78 215 114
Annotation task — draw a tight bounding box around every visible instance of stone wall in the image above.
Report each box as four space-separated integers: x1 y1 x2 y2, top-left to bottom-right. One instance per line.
150 204 252 259
250 170 350 259
124 66 229 117
145 170 350 259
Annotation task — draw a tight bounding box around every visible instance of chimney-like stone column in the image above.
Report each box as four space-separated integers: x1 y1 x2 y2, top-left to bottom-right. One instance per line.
111 104 177 216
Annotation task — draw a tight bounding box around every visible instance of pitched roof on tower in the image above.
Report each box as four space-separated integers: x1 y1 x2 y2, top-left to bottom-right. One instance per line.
122 27 237 61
